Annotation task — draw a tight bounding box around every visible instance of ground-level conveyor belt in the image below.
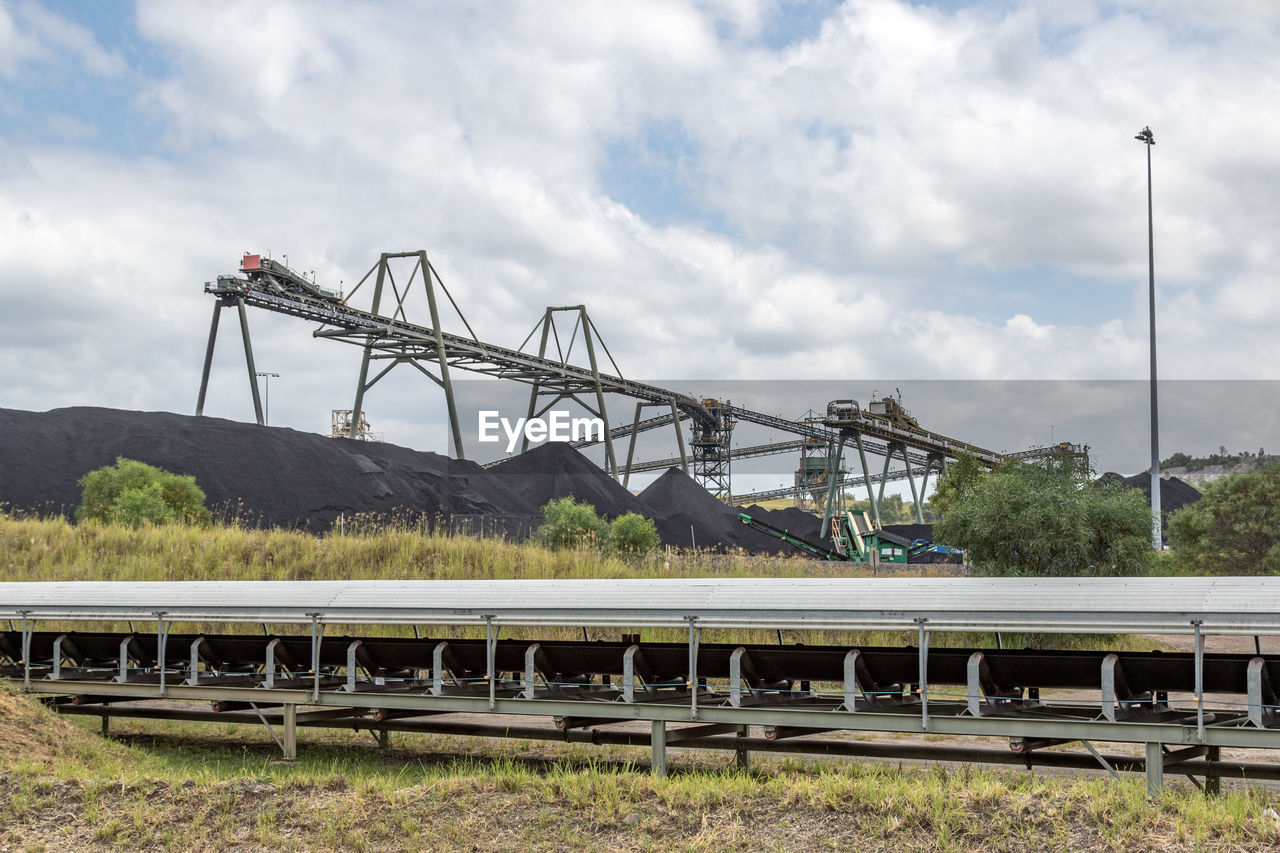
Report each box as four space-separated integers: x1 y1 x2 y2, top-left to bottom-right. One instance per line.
5 577 1280 790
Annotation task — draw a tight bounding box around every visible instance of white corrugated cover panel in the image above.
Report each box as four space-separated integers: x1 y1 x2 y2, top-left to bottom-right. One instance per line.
1 577 1279 633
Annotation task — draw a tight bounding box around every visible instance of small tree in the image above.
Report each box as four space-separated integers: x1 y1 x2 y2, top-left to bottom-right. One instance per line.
928 451 988 517
608 512 660 560
1168 466 1280 575
77 457 211 527
537 497 608 550
934 456 1153 577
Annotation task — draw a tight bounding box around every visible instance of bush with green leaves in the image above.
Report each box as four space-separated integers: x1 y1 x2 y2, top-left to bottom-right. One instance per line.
536 497 609 550
537 498 660 558
1168 466 1280 575
76 457 211 528
933 454 1153 577
607 512 660 559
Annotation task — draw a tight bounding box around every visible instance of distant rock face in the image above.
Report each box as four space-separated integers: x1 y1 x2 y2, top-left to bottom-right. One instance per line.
1163 458 1278 489
0 407 825 556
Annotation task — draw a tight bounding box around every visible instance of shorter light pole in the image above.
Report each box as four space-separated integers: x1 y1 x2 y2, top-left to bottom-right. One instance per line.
256 372 280 425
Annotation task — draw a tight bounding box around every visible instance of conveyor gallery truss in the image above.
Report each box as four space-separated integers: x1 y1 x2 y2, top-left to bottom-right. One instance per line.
195 249 1084 520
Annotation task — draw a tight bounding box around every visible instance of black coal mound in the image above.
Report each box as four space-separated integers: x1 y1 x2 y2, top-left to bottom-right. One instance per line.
488 441 650 519
0 406 831 556
740 503 826 544
637 469 815 554
0 407 540 533
882 523 934 543
1098 471 1203 514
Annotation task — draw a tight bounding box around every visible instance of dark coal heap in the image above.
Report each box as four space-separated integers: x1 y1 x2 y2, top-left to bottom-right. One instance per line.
1097 471 1202 514
635 468 811 554
0 407 541 534
0 407 826 555
740 503 826 543
488 441 649 520
882 523 934 543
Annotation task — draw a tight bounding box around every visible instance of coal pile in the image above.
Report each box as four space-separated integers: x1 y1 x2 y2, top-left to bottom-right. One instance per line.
0 406 830 555
882 523 934 544
487 441 650 519
740 503 826 544
1098 472 1202 513
637 469 819 554
0 407 540 533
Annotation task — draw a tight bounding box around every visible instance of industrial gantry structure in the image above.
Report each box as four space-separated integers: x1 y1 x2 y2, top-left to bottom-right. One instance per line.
194 250 1085 524
5 577 1280 793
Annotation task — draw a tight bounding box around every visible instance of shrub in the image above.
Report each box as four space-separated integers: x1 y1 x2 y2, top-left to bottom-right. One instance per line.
934 455 1153 577
607 512 660 559
76 457 211 528
1168 466 1280 575
536 497 608 550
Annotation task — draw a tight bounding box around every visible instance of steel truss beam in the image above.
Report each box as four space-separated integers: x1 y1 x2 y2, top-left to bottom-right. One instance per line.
517 306 622 478
202 260 718 449
198 251 1084 497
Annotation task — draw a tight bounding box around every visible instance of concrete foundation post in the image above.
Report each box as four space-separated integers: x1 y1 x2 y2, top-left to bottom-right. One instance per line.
1145 742 1163 796
283 704 297 761
651 720 667 777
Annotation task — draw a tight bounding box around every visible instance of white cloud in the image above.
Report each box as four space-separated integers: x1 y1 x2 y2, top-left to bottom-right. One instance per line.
2 0 1279 464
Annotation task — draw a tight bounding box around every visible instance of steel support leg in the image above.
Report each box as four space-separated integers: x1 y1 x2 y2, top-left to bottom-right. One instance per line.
917 620 930 730
735 726 750 771
903 449 924 523
687 617 700 720
520 310 553 454
1145 742 1163 795
236 298 265 426
486 618 497 711
842 650 861 712
348 257 387 439
156 616 170 697
854 434 879 526
580 316 617 479
671 402 688 474
310 615 322 702
623 403 644 490
20 615 31 690
1205 746 1221 796
195 300 224 416
651 720 667 777
876 446 894 507
820 438 845 535
1193 621 1205 742
419 252 466 459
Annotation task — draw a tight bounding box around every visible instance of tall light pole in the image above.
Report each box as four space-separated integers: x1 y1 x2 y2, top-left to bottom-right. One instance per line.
256 372 280 425
1135 126 1161 548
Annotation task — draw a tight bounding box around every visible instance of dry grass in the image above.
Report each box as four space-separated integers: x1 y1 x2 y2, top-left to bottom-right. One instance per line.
1 685 1280 852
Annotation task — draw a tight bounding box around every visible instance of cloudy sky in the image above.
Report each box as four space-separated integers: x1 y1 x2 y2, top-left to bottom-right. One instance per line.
2 0 1278 483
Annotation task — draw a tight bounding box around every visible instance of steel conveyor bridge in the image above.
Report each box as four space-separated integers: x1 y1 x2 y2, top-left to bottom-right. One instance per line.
194 249 1085 521
6 578 1280 792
